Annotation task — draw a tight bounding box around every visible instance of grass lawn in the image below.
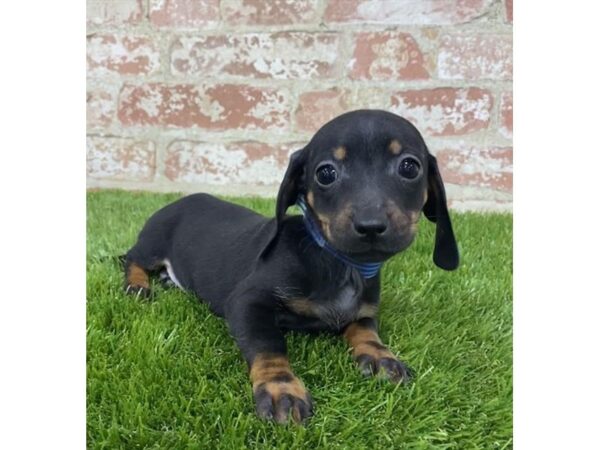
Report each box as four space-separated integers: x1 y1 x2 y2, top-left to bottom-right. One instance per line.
87 190 512 449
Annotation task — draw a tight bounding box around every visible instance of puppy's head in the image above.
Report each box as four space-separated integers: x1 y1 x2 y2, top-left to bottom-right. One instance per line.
269 110 458 270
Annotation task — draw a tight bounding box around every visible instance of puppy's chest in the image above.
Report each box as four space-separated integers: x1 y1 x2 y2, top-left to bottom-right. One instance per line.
276 283 372 332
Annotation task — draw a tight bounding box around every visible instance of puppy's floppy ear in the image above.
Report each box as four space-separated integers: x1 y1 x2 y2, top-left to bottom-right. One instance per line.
259 148 308 258
423 153 459 270
275 148 308 227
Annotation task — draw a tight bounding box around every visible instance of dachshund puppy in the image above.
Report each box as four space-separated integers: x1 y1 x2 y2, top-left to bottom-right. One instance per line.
124 109 459 424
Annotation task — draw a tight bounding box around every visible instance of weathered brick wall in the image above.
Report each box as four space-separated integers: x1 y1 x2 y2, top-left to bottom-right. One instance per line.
87 0 513 211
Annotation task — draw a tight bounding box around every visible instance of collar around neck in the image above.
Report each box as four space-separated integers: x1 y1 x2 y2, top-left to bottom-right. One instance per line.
296 195 383 279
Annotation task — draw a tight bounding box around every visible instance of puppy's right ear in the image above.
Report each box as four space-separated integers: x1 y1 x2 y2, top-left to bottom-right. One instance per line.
259 148 308 258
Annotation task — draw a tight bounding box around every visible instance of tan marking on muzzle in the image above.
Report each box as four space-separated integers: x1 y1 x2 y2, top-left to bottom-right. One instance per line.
316 212 332 240
409 210 420 234
307 190 315 208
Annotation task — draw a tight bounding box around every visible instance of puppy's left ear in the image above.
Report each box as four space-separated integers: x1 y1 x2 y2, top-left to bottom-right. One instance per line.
423 153 459 270
259 148 307 258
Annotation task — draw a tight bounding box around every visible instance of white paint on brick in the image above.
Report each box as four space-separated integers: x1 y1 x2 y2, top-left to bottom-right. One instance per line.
137 86 162 117
191 91 226 122
353 0 493 25
171 33 340 79
87 0 142 25
248 91 290 128
166 142 282 185
149 0 166 13
87 137 155 181
391 90 492 135
437 35 512 80
370 38 410 77
87 35 160 76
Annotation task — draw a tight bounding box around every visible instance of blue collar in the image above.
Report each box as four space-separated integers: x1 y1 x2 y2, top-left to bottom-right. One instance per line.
296 196 383 279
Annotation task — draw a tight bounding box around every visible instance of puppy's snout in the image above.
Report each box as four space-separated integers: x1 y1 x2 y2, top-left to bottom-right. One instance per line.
352 218 388 238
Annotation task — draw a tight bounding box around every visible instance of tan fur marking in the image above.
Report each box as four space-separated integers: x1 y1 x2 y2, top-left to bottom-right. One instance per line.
333 146 347 160
250 353 308 400
385 199 416 231
286 298 319 317
343 323 394 360
335 202 354 229
127 263 150 288
389 140 402 155
316 213 332 240
307 191 315 208
409 210 420 234
357 303 378 320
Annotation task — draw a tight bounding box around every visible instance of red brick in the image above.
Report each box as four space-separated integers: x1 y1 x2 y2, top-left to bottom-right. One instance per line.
390 88 493 136
438 34 512 80
505 0 513 23
499 92 513 139
164 140 298 185
87 136 156 181
118 83 291 130
171 32 341 79
87 0 143 26
87 35 160 76
222 0 319 25
325 0 492 25
350 32 429 80
294 87 390 133
149 0 219 27
295 88 348 133
436 147 513 192
87 82 118 129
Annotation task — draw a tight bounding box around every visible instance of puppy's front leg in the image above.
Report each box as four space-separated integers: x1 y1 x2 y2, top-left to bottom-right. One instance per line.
226 291 313 423
343 317 413 383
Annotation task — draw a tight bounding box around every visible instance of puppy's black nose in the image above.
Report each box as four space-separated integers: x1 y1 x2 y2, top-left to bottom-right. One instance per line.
353 219 387 237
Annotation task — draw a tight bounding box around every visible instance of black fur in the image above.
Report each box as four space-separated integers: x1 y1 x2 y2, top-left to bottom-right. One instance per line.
124 109 459 422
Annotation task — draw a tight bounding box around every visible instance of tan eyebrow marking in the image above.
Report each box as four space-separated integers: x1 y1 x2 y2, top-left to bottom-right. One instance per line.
389 140 402 155
333 146 347 160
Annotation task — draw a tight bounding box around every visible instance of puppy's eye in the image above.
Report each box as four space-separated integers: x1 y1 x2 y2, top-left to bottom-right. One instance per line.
398 156 421 180
315 163 338 186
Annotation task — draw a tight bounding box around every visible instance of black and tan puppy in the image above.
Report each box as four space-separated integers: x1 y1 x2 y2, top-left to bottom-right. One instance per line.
124 109 459 424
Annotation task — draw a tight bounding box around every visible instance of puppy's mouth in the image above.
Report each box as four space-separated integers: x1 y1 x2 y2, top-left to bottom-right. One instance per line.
326 233 416 263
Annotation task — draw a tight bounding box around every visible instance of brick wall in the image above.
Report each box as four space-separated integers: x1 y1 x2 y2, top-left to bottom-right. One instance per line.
87 0 513 211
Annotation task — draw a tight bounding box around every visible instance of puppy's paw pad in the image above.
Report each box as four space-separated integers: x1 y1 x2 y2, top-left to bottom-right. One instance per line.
253 379 313 424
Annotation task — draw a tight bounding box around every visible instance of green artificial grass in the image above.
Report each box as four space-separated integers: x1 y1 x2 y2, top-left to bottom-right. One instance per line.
87 190 512 449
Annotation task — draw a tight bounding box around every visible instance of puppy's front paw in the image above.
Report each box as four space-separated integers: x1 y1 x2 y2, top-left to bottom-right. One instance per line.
253 377 313 424
355 352 413 383
250 354 313 424
344 323 412 383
